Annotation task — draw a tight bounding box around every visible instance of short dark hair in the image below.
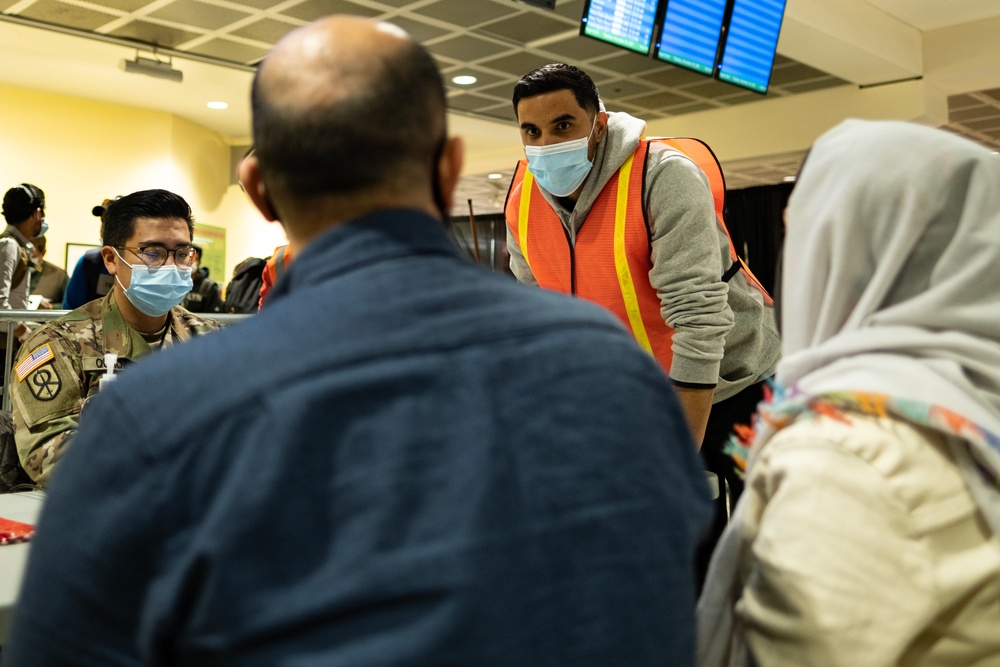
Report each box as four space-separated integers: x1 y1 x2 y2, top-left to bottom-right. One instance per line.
512 64 600 119
251 33 446 199
102 189 194 248
2 183 45 225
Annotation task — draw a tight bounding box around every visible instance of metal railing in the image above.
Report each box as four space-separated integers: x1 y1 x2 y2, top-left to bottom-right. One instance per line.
1 310 250 411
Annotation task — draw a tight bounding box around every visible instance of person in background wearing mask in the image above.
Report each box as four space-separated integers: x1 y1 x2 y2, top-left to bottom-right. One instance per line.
1 183 47 357
9 189 220 486
61 197 118 310
182 245 224 313
504 64 780 581
29 235 69 309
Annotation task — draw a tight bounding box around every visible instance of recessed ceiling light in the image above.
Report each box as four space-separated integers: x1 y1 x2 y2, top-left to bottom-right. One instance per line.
207 101 228 110
487 173 504 179
782 176 796 182
452 75 477 85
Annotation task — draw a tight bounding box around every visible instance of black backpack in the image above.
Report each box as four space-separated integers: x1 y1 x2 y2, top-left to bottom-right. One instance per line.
223 257 266 314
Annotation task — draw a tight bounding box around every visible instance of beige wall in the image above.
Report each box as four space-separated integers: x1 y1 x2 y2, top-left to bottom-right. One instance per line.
0 82 286 284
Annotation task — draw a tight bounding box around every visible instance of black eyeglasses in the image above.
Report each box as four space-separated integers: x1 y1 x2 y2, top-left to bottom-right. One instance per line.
118 245 197 268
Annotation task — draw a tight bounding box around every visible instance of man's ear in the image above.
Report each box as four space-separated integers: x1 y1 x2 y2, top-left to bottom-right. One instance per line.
101 246 119 276
238 153 280 222
594 110 609 143
436 135 465 217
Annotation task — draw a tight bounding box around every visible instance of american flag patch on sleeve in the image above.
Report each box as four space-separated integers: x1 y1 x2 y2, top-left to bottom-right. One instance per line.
16 343 55 382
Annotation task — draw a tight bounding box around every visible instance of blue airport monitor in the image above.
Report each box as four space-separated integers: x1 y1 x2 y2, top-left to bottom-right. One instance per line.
655 0 728 75
581 0 660 55
717 0 787 93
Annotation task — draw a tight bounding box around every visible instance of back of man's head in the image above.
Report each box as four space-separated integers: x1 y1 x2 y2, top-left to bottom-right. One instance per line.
2 183 45 226
102 189 194 248
512 64 600 119
251 17 446 209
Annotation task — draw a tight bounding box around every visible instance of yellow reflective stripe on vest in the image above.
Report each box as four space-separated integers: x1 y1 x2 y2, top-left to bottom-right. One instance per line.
613 154 653 355
518 170 534 268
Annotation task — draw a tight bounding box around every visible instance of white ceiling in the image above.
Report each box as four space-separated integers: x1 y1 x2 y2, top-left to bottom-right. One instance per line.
867 0 1000 30
2 0 1000 215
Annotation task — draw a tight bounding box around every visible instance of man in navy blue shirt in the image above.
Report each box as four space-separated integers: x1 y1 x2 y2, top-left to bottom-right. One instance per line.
3 15 711 666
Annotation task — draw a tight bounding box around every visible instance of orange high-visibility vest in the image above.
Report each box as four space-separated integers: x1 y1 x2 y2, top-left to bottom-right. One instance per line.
504 137 770 376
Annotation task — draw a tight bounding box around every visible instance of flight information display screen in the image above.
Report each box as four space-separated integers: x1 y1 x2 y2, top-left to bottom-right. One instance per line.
716 0 787 93
580 0 660 56
654 0 728 75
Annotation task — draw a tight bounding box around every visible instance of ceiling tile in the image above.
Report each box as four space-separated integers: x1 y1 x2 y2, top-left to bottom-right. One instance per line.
620 89 693 109
419 0 517 28
589 51 659 75
150 0 250 31
477 11 573 44
389 15 450 43
96 0 154 11
638 66 712 88
232 0 284 7
948 94 981 110
960 117 1000 132
772 53 794 68
476 80 517 99
282 0 382 22
539 34 620 62
109 20 202 47
716 91 763 105
19 0 117 31
779 78 848 94
769 62 829 86
0 0 19 9
229 17 299 44
478 51 554 77
476 105 517 123
187 37 269 64
447 93 502 112
677 79 746 99
372 0 424 6
599 78 655 97
428 34 512 61
554 0 585 22
949 105 996 123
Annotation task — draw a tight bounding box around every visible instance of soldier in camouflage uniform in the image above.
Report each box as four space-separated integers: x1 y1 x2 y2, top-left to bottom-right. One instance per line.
9 189 221 486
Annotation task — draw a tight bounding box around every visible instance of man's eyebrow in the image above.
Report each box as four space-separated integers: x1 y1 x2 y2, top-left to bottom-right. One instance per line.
520 113 578 131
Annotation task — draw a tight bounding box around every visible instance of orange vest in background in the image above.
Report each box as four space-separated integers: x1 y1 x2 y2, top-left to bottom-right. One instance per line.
504 137 771 376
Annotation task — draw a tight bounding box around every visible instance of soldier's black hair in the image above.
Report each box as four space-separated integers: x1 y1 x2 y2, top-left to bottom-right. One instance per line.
512 64 600 119
102 189 194 248
2 183 45 225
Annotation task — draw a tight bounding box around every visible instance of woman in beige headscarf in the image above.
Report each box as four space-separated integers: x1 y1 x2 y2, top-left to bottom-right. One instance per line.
698 119 1000 667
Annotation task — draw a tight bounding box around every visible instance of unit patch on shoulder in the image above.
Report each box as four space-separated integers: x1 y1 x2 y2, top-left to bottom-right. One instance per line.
27 367 62 401
15 343 55 382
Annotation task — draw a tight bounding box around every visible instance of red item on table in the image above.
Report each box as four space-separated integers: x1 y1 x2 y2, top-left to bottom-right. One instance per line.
0 516 34 545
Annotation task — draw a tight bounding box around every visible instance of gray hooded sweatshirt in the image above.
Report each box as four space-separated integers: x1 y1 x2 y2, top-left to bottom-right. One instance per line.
506 111 779 402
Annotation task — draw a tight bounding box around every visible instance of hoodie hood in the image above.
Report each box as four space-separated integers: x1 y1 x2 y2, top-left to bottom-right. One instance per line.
577 111 646 211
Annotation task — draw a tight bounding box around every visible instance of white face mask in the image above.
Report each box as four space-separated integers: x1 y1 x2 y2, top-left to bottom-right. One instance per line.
522 118 598 197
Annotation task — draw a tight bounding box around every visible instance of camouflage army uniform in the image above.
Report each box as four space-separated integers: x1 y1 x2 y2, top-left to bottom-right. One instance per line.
10 292 220 486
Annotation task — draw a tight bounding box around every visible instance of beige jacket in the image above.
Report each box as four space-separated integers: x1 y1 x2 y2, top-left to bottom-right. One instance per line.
699 412 1000 667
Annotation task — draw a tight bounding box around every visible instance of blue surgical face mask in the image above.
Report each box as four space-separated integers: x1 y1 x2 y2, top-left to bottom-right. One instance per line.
39 219 49 237
523 119 597 197
113 249 193 317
